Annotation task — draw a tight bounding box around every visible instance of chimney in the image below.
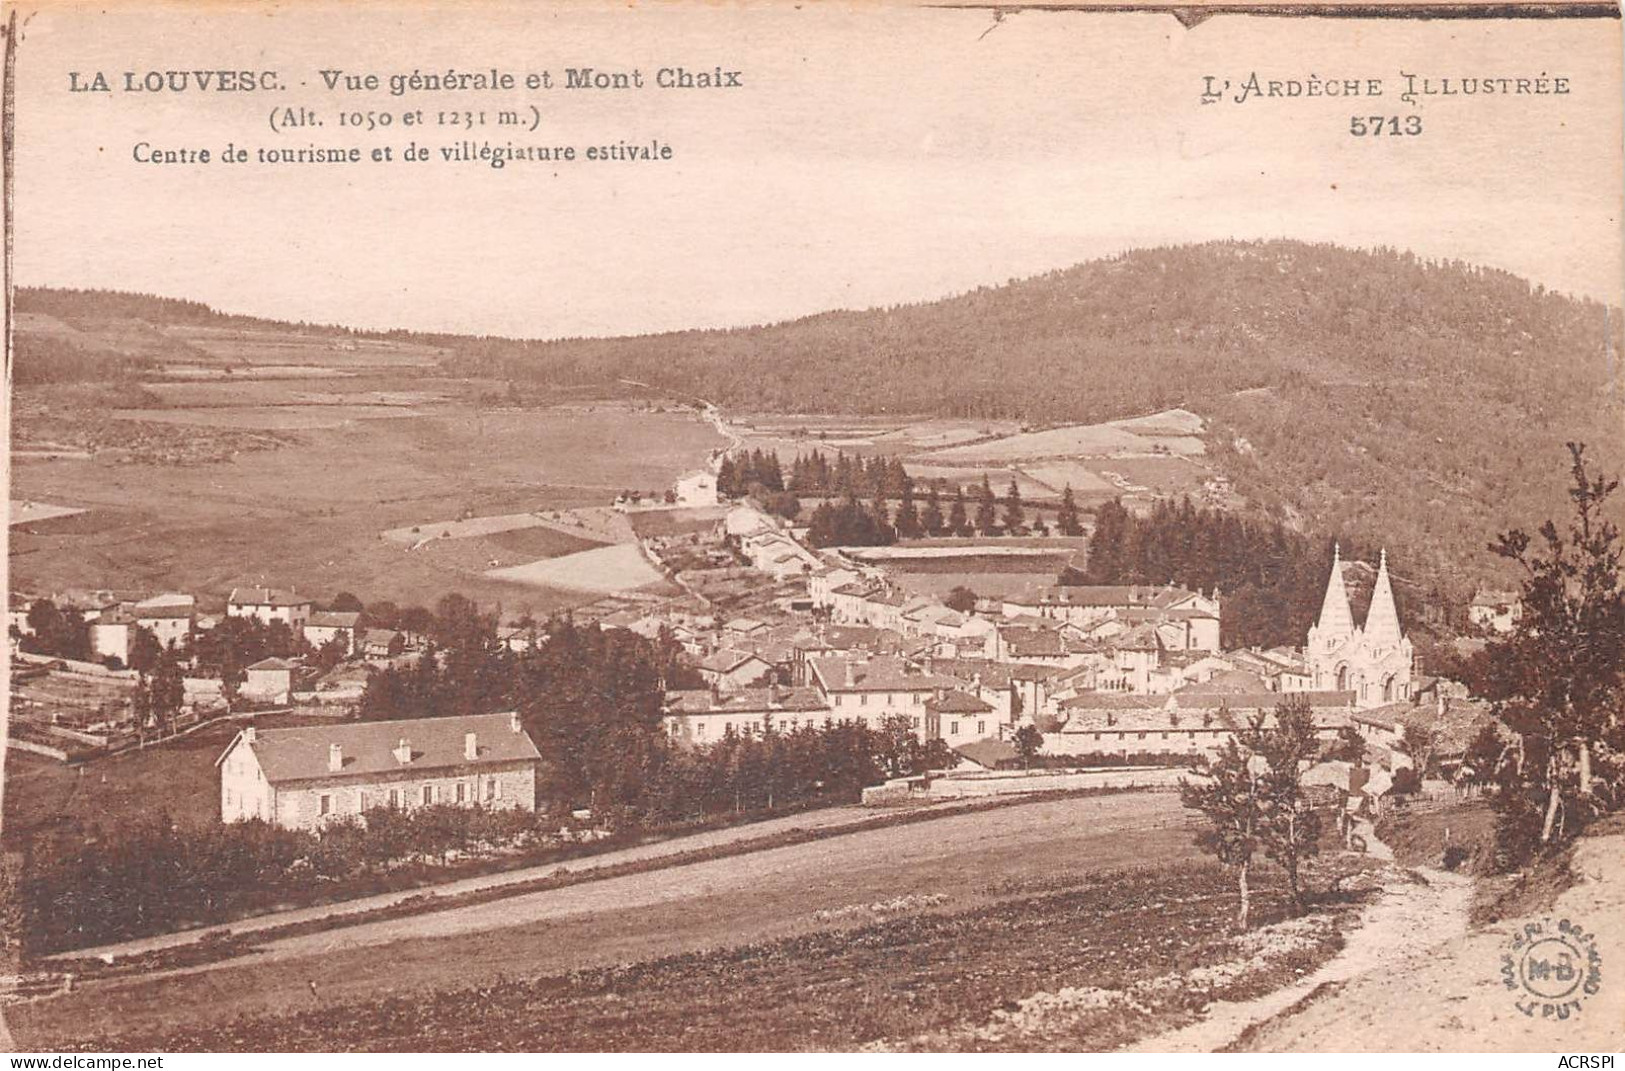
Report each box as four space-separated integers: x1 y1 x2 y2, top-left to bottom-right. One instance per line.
509 712 522 734
464 732 478 760
243 725 256 744
328 743 343 772
394 737 412 764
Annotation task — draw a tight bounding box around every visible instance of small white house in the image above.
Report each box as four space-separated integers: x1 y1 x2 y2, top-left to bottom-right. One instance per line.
674 470 720 507
242 657 297 703
303 610 362 655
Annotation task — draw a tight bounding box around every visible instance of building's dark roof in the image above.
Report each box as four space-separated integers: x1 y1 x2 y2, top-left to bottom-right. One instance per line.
229 586 311 607
1001 627 1067 659
955 739 1018 769
1059 692 1169 712
363 628 402 648
808 655 958 693
134 605 194 621
664 687 829 715
698 648 769 674
1176 669 1272 695
1168 690 1354 710
246 657 297 672
307 611 362 629
230 711 540 784
926 690 995 715
1007 584 1199 610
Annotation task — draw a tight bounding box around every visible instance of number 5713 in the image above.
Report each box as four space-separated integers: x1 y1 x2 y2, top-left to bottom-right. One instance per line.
1351 115 1423 136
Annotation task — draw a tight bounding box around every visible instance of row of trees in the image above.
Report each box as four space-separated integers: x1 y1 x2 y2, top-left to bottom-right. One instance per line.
800 478 1085 548
717 450 787 497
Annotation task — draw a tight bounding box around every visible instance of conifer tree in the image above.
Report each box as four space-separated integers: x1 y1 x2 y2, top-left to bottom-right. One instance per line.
922 482 945 537
975 475 998 534
949 486 969 537
1056 484 1083 536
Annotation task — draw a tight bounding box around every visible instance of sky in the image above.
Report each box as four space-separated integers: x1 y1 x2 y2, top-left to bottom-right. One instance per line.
11 3 1624 339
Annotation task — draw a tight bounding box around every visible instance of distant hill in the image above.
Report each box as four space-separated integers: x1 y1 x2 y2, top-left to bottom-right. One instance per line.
16 239 1623 596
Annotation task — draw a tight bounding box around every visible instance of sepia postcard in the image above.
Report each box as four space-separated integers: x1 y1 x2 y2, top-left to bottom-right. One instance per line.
0 0 1621 1057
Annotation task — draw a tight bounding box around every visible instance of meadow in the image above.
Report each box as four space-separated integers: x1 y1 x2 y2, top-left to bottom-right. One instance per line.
10 383 722 612
21 789 1385 1052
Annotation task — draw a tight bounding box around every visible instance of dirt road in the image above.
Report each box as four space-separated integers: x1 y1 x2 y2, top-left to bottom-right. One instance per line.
1128 827 1625 1053
1237 832 1625 1052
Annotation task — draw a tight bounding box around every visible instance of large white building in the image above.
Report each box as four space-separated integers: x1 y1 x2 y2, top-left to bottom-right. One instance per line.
218 712 540 830
1307 547 1414 709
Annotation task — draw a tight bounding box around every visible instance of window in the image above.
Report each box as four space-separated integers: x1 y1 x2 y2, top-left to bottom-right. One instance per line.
485 778 496 801
225 788 234 807
1161 732 1169 740
834 694 843 707
389 789 400 808
1137 732 1147 740
319 794 331 816
422 784 433 806
490 778 501 799
950 721 960 736
1094 732 1102 741
978 720 986 735
456 782 466 803
912 716 920 728
860 694 868 706
697 722 707 739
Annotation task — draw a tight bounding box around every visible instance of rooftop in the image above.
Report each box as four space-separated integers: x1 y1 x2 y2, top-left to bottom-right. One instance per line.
226 711 540 784
229 586 311 608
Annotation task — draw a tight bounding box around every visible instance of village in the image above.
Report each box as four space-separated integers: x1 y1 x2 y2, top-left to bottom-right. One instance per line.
7 435 1517 836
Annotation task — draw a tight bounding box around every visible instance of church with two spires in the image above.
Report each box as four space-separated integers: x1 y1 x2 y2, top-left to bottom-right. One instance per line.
1306 546 1415 709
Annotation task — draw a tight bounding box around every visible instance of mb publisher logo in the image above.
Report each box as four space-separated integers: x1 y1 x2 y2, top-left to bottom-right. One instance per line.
1501 918 1603 1020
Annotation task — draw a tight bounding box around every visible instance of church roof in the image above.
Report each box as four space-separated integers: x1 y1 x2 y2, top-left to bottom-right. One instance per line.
1363 550 1404 648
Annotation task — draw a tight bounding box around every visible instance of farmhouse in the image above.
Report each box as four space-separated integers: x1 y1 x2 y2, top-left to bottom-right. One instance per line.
217 711 541 830
304 610 362 654
84 608 133 664
242 657 297 703
228 586 313 629
134 603 194 648
361 628 405 658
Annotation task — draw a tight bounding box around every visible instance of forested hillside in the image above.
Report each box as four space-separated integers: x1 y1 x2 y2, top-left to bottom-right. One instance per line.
444 240 1620 594
17 240 1621 594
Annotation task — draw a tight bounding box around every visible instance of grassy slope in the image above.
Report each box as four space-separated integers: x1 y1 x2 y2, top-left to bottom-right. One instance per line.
43 856 1382 1052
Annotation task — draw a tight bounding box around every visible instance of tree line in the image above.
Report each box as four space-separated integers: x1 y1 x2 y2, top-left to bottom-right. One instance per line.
357 607 942 823
1071 496 1391 650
